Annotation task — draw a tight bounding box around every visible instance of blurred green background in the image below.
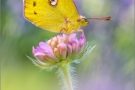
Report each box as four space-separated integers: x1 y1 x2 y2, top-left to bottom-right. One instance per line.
1 0 134 90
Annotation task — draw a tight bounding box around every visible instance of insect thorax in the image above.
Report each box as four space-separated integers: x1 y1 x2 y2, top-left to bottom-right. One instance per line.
63 16 88 34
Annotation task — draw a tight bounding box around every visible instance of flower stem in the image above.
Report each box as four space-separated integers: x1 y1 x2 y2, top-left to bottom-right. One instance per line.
59 62 73 90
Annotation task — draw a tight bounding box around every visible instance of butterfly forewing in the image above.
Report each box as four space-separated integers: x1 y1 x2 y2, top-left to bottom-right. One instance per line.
24 0 80 33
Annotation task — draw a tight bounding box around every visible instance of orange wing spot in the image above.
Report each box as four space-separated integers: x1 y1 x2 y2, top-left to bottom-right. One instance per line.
65 18 71 25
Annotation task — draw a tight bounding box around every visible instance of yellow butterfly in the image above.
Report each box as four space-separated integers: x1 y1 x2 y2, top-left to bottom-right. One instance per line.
23 0 111 34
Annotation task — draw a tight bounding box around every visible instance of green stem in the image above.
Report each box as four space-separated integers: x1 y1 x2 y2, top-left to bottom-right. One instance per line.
59 62 73 90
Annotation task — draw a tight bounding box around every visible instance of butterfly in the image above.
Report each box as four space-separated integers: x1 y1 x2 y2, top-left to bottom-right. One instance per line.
23 0 111 34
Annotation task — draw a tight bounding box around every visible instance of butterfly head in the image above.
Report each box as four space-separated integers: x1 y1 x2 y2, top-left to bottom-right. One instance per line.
77 16 89 26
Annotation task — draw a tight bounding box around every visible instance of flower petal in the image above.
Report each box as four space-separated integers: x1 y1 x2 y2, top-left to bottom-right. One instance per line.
39 42 53 53
58 43 67 60
79 33 86 48
67 44 72 58
32 46 38 54
68 33 76 44
72 39 80 53
34 52 46 57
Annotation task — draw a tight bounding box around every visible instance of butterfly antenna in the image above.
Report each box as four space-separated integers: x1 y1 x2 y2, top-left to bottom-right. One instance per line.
87 16 111 21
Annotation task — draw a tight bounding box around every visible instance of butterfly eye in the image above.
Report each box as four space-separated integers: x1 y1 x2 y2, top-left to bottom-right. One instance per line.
50 0 58 6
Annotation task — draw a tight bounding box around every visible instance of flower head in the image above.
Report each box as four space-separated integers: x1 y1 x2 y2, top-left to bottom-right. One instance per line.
28 30 95 69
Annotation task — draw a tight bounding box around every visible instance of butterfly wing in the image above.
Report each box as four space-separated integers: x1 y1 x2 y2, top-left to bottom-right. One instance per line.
23 0 79 33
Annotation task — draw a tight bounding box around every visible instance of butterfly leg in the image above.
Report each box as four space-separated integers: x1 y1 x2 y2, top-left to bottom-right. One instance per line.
56 28 66 36
78 29 84 35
